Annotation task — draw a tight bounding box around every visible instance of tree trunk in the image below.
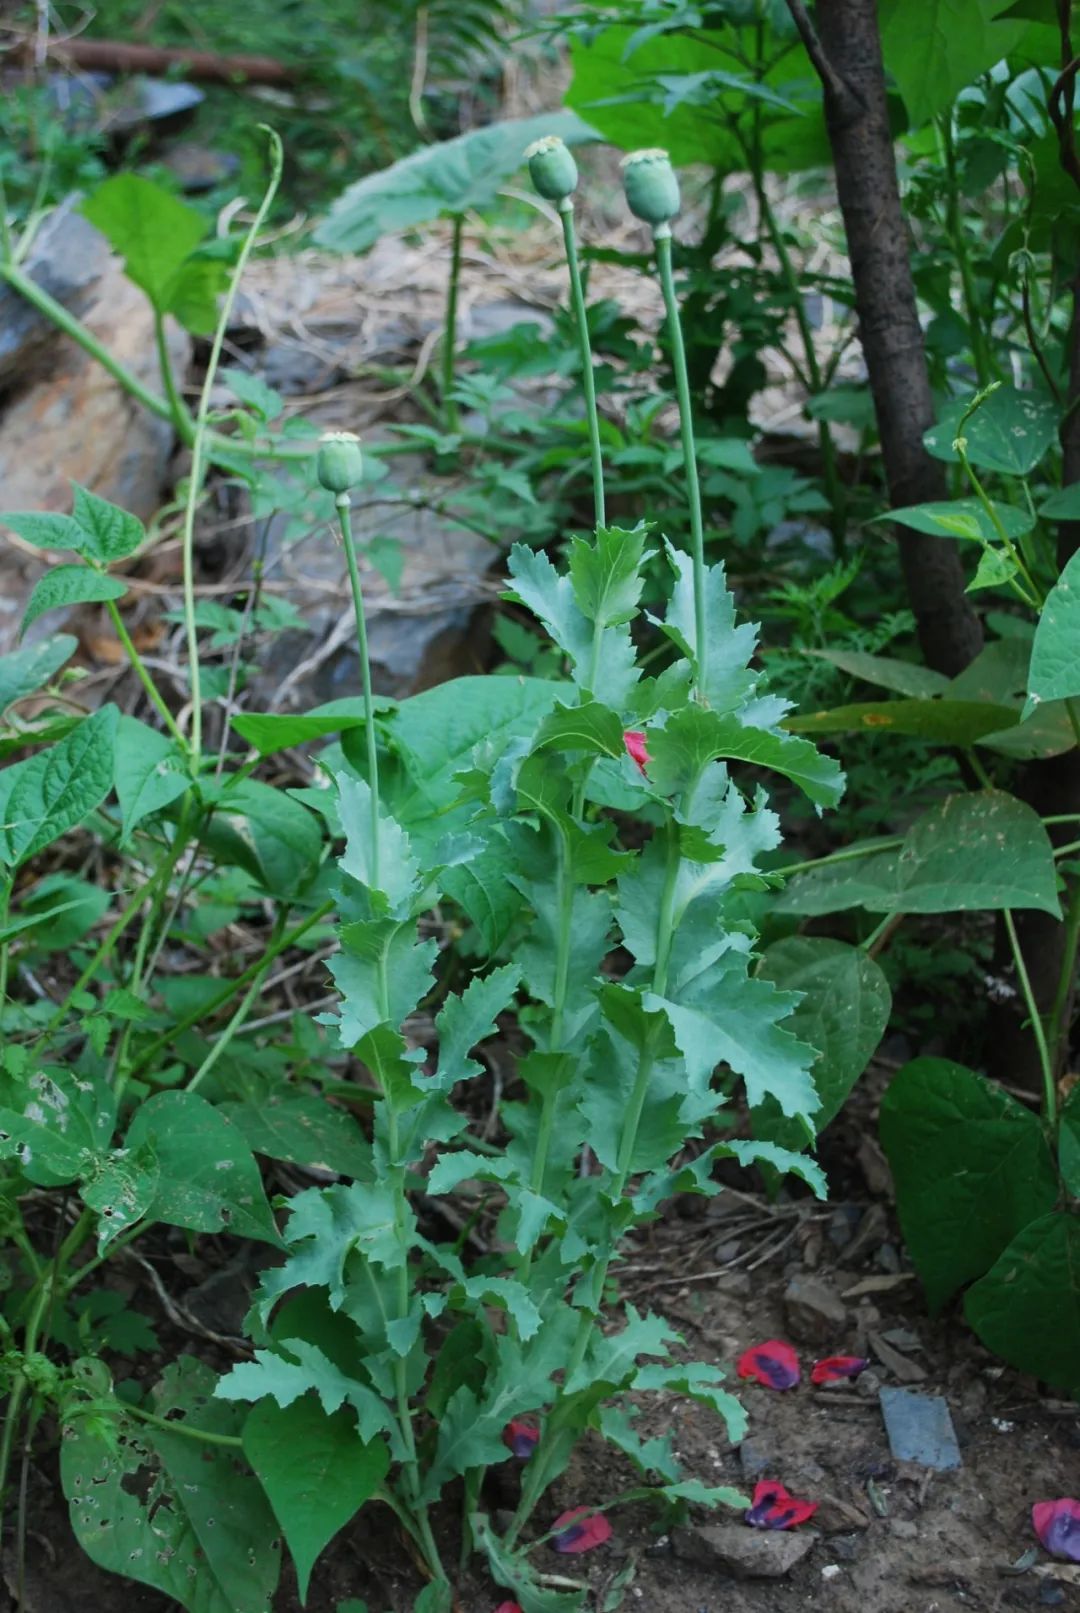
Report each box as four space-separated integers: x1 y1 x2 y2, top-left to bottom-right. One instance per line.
787 0 983 676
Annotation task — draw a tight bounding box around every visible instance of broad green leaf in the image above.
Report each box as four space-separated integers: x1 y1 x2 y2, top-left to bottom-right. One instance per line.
113 714 189 841
1 486 144 563
442 833 523 950
0 634 76 714
968 546 1018 593
221 366 284 422
785 697 1019 745
1060 1087 1080 1198
979 700 1078 760
800 648 949 699
923 386 1059 475
777 790 1059 918
243 1396 388 1603
567 522 649 629
531 699 625 760
880 0 1032 127
753 937 891 1150
125 1091 283 1246
880 1058 1057 1313
220 1093 373 1180
1038 483 1080 519
0 1066 115 1187
1023 548 1080 716
315 111 596 251
946 637 1031 705
22 564 127 633
81 174 207 309
965 1212 1080 1395
62 1356 280 1613
208 778 322 900
883 498 1033 543
429 963 521 1089
80 1143 158 1250
0 705 118 867
565 23 829 174
648 703 844 809
231 696 396 758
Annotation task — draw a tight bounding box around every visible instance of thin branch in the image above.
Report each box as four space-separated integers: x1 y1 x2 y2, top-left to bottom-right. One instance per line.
783 0 862 115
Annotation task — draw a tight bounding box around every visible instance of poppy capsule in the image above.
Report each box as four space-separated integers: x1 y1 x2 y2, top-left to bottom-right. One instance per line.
736 1339 800 1391
811 1355 868 1385
1033 1498 1080 1561
623 729 650 774
551 1506 613 1554
502 1416 540 1459
746 1480 818 1531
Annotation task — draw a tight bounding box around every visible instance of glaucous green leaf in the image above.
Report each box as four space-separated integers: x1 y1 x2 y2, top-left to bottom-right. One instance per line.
218 1339 400 1453
0 705 118 868
531 699 625 760
964 1212 1080 1395
566 522 649 629
22 564 127 633
428 962 521 1090
656 548 758 716
125 1091 283 1246
329 919 437 1045
880 1058 1057 1313
0 634 77 714
508 545 639 711
315 111 596 251
243 1396 388 1603
648 703 844 809
1023 548 1080 716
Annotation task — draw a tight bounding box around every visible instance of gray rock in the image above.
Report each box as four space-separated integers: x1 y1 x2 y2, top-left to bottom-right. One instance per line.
738 1439 776 1480
879 1387 962 1470
0 197 113 390
782 1275 847 1346
813 1495 872 1534
673 1522 817 1579
869 1330 928 1384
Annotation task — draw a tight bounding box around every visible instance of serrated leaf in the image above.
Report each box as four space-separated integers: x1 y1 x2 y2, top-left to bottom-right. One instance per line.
125 1091 283 1247
253 1180 409 1323
328 919 438 1045
598 1405 681 1482
0 705 118 867
429 963 521 1089
22 565 128 633
62 1356 280 1613
647 703 844 809
632 1360 747 1443
0 634 77 714
531 699 626 759
474 1512 586 1613
336 772 420 913
218 1339 400 1453
508 544 639 710
964 1212 1080 1395
880 1058 1058 1313
442 834 523 950
243 1396 388 1603
113 714 189 841
567 522 649 629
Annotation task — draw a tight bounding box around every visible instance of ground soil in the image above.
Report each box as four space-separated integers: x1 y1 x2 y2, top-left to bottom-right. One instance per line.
5 1068 1077 1613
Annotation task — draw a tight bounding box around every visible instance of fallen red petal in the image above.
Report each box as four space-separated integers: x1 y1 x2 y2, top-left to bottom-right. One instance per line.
623 729 650 774
746 1479 819 1531
736 1340 801 1391
502 1416 541 1459
1033 1499 1080 1562
811 1355 869 1385
494 1604 523 1613
551 1506 613 1554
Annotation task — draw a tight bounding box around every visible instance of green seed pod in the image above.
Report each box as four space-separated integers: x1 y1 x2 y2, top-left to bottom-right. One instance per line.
525 135 579 203
316 431 364 495
621 148 681 228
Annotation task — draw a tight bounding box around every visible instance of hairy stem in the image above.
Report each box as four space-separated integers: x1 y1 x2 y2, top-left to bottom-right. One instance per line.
337 495 382 887
558 198 605 529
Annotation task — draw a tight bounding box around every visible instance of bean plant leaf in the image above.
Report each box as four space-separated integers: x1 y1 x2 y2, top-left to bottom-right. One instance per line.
113 714 189 841
1059 1087 1080 1198
22 565 127 634
242 1396 388 1603
0 705 119 868
884 498 1033 543
1 487 145 564
125 1091 283 1247
777 791 1060 918
964 1212 1080 1395
231 697 396 758
785 698 1019 745
1024 548 1080 716
880 1057 1058 1314
80 174 228 331
753 937 892 1151
61 1356 281 1613
315 111 597 251
207 778 322 901
799 648 950 699
0 634 77 714
0 1066 115 1186
80 1143 159 1250
220 1094 373 1180
923 385 1059 475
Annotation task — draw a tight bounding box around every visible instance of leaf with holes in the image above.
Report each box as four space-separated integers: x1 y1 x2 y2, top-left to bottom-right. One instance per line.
124 1091 283 1247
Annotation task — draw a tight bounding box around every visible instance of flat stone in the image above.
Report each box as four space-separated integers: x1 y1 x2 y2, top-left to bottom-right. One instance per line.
673 1522 817 1579
782 1275 847 1346
869 1330 928 1384
879 1388 962 1470
814 1495 872 1534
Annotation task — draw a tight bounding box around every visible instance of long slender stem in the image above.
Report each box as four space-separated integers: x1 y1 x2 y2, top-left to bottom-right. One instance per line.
187 910 286 1093
337 496 381 887
1048 878 1080 1080
104 598 186 747
940 117 994 388
559 199 605 529
181 128 283 774
152 308 193 436
654 228 707 700
442 213 464 432
1003 908 1056 1127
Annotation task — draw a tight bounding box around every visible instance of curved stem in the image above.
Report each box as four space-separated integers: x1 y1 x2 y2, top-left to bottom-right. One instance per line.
1048 878 1080 1080
104 598 186 747
654 228 707 700
559 198 605 529
1003 908 1056 1127
152 308 193 436
337 495 381 887
442 213 464 432
181 127 283 774
187 909 287 1093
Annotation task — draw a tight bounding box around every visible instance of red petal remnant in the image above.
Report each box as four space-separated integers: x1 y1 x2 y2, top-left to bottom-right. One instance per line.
551 1507 613 1554
623 729 650 775
494 1604 523 1613
502 1416 541 1459
1033 1499 1080 1562
736 1340 801 1391
746 1480 819 1531
811 1355 869 1385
